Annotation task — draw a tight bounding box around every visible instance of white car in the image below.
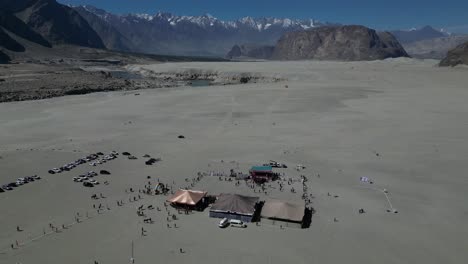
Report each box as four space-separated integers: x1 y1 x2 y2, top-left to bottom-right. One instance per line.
89 179 99 185
16 180 25 185
229 219 247 228
52 168 62 173
218 218 229 228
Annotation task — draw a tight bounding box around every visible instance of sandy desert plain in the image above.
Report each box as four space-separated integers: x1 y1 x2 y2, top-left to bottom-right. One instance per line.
0 59 468 264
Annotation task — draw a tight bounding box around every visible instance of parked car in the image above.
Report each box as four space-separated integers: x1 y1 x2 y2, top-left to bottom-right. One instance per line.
51 168 62 173
89 179 99 185
83 181 94 187
2 185 13 191
25 176 36 182
218 218 229 228
229 219 247 228
0 188 4 193
8 182 18 188
31 175 41 180
16 180 25 186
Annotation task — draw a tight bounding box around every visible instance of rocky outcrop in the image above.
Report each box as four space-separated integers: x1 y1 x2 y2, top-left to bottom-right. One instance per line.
271 25 409 61
226 44 275 59
439 41 468 67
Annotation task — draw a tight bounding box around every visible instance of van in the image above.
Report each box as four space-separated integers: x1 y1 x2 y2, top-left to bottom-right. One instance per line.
229 219 247 228
218 218 229 228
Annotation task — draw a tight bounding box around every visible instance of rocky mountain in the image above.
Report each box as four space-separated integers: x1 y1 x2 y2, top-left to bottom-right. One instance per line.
73 6 134 51
73 5 330 56
0 0 109 63
226 44 275 60
271 25 409 61
0 50 10 63
13 0 104 48
439 41 468 66
391 26 447 44
0 11 51 48
403 35 468 59
0 27 25 52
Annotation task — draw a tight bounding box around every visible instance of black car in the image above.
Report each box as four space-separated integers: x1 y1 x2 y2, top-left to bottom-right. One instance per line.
83 182 94 187
8 182 18 188
0 188 4 193
2 185 13 191
48 170 55 174
25 177 34 182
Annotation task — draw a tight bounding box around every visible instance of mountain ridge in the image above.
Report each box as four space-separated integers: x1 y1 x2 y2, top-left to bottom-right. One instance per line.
72 5 333 56
390 25 448 44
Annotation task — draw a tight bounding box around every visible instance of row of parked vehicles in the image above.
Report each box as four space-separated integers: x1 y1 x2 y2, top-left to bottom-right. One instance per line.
73 171 99 187
89 153 119 166
48 151 119 174
1 175 41 192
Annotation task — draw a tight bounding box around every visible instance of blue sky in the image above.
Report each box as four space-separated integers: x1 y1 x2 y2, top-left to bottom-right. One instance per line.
59 0 468 32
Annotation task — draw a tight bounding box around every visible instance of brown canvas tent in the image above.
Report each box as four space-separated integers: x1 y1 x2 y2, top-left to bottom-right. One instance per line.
261 199 305 227
167 189 207 206
209 193 259 222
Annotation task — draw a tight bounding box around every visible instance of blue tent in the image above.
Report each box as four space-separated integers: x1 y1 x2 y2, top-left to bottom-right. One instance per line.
250 165 272 172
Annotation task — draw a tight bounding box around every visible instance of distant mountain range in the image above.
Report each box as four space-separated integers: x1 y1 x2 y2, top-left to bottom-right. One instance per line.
1 0 467 64
390 26 449 44
387 26 468 59
73 5 331 56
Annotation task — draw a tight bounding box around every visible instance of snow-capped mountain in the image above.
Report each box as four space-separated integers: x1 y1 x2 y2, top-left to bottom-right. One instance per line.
74 5 330 56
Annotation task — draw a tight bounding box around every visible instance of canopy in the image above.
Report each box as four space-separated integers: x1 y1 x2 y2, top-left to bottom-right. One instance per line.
261 199 305 222
210 193 259 215
166 189 207 206
251 166 272 172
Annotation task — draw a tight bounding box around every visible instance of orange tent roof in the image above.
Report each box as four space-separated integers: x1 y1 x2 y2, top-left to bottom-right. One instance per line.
167 189 207 205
